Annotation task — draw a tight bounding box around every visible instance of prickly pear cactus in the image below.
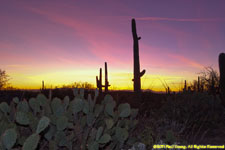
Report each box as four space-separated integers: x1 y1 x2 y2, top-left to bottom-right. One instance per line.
29 98 40 114
0 102 10 115
56 116 68 131
51 97 64 116
15 111 30 125
0 88 139 150
17 100 29 112
118 103 131 118
36 116 50 134
98 133 111 144
22 134 40 150
13 97 19 104
63 96 70 111
2 128 17 149
70 97 84 114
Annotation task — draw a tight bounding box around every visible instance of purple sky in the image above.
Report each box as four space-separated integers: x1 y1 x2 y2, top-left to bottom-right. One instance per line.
0 0 225 90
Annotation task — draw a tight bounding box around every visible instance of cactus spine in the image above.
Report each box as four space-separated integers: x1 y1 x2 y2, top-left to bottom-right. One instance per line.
132 18 145 93
219 53 225 101
96 68 102 93
104 62 110 93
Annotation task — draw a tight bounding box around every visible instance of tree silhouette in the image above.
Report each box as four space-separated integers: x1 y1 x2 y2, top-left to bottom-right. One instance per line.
0 69 10 90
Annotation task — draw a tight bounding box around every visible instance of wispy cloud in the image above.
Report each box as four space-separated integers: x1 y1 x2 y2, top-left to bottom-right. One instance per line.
0 41 16 50
27 7 131 68
136 17 225 22
7 64 30 68
168 54 204 69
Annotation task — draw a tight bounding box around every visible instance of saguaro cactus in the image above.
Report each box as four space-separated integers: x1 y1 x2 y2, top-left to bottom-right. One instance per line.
183 80 187 92
219 53 225 101
197 76 200 92
167 87 170 95
42 80 45 90
96 62 111 93
96 68 102 93
104 62 110 92
132 18 145 93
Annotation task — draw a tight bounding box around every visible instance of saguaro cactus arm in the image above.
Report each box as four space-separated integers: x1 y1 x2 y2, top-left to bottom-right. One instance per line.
96 76 99 87
96 68 102 93
140 69 146 77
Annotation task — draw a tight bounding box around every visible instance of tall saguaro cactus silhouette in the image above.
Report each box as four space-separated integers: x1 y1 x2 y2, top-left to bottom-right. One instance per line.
96 68 102 93
219 53 225 101
104 62 110 92
132 18 145 93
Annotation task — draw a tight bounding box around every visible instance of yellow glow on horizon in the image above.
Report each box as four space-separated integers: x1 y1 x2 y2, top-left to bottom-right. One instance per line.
8 69 197 92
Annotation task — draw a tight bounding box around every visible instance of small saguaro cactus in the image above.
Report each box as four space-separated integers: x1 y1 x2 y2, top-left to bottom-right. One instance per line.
42 80 45 90
219 53 225 101
197 76 200 92
132 18 146 93
183 80 187 92
96 62 111 93
167 87 170 95
96 68 103 93
104 62 110 93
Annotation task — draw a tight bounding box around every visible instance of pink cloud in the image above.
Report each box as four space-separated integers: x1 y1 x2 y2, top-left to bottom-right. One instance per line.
0 41 35 64
137 19 219 67
25 7 213 72
20 6 219 74
26 7 131 68
168 54 204 69
136 17 225 22
134 41 205 71
0 41 15 50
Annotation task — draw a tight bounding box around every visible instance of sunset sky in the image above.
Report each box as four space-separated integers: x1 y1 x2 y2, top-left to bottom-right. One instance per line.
1 0 225 91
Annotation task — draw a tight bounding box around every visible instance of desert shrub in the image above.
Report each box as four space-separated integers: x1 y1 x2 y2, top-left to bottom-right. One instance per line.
156 92 224 144
139 126 154 149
